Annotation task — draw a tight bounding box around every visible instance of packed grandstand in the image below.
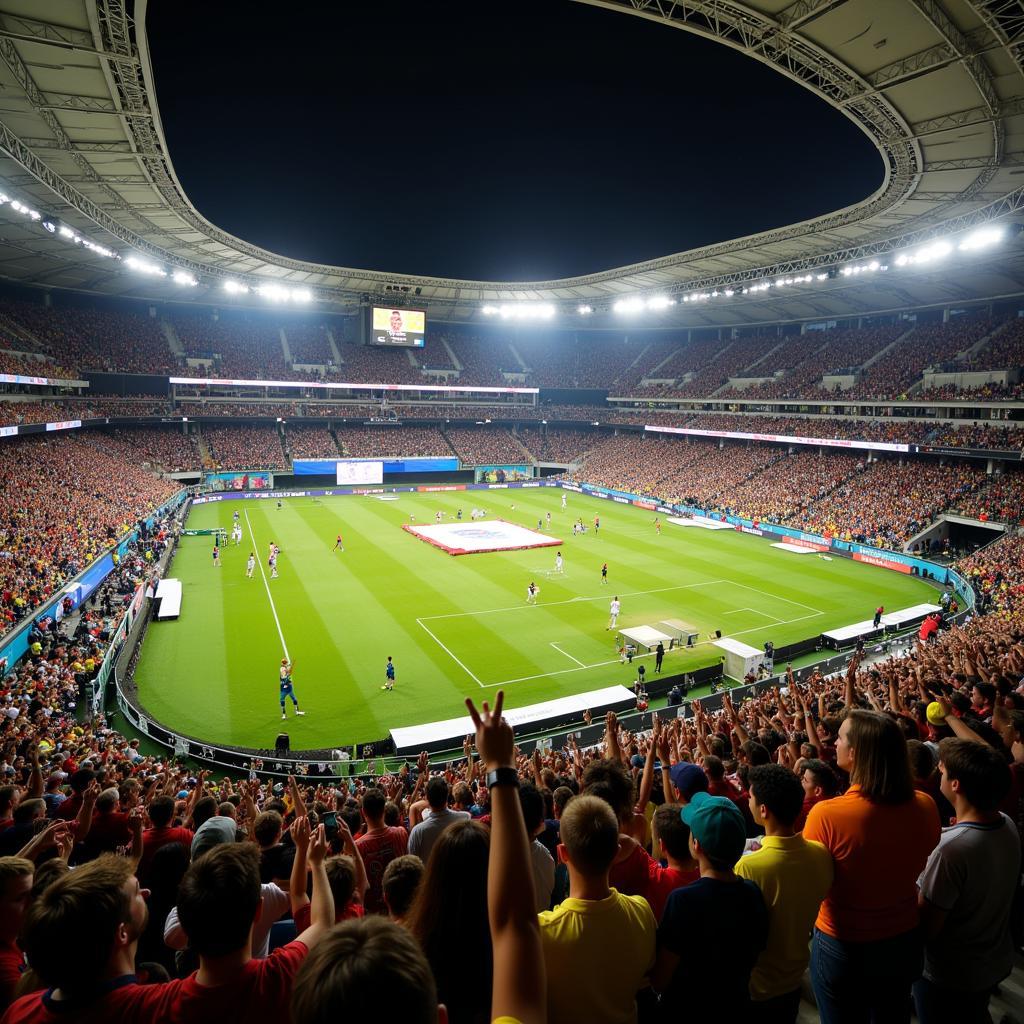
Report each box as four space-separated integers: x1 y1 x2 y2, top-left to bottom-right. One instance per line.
2 1 1024 1023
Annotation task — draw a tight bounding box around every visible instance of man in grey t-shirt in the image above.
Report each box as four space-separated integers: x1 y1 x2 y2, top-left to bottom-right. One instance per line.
408 776 471 864
915 738 1020 1024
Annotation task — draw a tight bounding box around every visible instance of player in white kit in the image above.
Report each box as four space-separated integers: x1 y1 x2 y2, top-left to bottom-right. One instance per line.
526 581 539 605
246 552 255 578
561 493 567 510
608 596 621 630
555 551 563 574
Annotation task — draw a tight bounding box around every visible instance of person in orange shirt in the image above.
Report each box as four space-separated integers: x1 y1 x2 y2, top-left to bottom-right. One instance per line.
805 710 940 1024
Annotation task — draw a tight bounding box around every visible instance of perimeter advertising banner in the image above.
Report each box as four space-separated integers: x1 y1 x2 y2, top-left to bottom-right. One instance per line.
204 471 272 491
474 465 532 483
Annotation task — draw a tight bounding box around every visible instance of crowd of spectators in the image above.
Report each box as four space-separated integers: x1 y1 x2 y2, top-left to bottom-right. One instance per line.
336 426 450 459
0 554 1020 1022
0 434 178 630
914 381 1024 401
332 342 423 385
845 317 1001 401
283 426 341 460
0 300 175 376
441 427 528 466
954 471 1024 525
284 324 334 365
201 426 287 471
958 532 1024 611
678 412 930 445
172 315 291 380
0 352 77 382
926 423 1024 452
516 428 599 463
437 328 513 383
792 459 985 547
78 429 199 474
965 315 1024 371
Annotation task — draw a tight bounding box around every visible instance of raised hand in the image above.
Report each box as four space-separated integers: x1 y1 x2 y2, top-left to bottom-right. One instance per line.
465 691 514 772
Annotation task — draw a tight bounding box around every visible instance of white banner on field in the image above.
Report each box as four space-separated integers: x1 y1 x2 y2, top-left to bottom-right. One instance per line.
336 460 383 485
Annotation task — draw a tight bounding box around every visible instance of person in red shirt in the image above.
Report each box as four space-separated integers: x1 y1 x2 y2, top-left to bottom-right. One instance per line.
289 814 366 929
0 858 32 1011
353 788 407 915
795 759 838 831
81 789 132 861
615 804 699 921
6 829 335 1024
137 796 193 884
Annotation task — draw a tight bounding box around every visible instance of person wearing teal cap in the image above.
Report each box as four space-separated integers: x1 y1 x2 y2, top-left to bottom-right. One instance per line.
651 791 768 1021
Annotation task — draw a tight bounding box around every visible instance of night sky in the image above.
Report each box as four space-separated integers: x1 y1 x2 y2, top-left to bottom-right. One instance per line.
147 1 882 282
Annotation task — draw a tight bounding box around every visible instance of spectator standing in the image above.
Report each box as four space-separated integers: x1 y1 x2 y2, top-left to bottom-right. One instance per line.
354 787 408 915
914 739 1021 1023
538 795 655 1024
736 764 834 1023
381 854 423 924
805 710 940 1024
407 777 470 864
0 858 32 1010
652 792 768 1021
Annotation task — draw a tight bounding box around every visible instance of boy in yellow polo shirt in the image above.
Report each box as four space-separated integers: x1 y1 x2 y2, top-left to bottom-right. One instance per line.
737 764 834 1023
539 795 656 1024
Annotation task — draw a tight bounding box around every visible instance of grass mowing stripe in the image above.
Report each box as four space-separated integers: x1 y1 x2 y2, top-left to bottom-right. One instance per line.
243 509 290 661
416 617 484 686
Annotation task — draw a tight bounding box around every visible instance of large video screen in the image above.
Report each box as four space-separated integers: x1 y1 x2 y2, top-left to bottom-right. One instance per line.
336 460 384 486
370 307 426 348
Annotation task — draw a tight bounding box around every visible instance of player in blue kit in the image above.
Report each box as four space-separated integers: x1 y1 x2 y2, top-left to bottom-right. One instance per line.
381 656 396 691
279 659 306 720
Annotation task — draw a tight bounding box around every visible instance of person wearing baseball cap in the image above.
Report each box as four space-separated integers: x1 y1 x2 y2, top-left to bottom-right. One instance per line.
652 791 768 1019
666 761 709 804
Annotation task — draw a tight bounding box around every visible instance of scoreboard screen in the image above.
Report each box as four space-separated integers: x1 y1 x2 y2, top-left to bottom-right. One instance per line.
336 460 384 485
370 307 426 348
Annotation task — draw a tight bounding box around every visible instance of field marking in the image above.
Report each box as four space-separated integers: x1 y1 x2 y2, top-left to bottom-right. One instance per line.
483 610 825 687
550 642 586 667
419 581 727 622
416 617 484 686
723 607 783 623
243 509 291 661
725 579 821 615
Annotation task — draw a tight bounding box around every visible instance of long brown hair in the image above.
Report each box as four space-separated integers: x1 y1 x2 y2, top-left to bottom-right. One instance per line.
846 710 915 804
406 819 491 1024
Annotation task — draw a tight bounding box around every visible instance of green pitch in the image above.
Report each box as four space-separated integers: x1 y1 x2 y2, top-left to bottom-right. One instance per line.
133 490 939 750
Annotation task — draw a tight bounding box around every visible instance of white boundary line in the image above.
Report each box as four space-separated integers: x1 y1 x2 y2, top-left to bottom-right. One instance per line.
420 581 726 622
550 642 586 667
416 617 484 686
725 579 821 615
723 607 784 623
243 509 290 661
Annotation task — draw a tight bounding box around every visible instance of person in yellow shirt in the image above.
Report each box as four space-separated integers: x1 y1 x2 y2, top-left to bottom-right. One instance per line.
539 794 655 1024
736 764 834 1023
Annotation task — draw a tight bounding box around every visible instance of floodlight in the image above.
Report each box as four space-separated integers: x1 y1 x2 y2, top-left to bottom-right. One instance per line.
291 288 312 302
958 227 1003 251
223 280 249 294
173 271 198 287
613 298 645 314
125 256 167 277
646 295 673 310
577 304 593 315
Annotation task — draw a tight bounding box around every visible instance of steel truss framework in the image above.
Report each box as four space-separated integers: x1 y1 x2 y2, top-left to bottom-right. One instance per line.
0 0 1018 319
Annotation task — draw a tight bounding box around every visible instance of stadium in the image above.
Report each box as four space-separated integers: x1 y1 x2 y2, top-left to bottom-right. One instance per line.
0 1 1022 1021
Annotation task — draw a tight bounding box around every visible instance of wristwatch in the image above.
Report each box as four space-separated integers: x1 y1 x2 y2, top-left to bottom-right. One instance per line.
485 766 520 789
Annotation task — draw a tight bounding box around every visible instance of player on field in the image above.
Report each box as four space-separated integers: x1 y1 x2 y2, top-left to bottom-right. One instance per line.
381 656 396 691
279 659 305 720
246 552 256 579
601 562 608 585
608 596 621 630
555 551 563 574
526 581 539 605
269 550 279 579
546 511 552 528
212 544 220 568
233 510 240 522
654 517 661 536
561 492 567 510
233 523 242 545
594 515 600 533
334 533 345 552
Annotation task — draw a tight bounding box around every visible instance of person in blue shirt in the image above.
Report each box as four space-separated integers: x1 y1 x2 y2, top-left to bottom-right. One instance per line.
382 656 396 691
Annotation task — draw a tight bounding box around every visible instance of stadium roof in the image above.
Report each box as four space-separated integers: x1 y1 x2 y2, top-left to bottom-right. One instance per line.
0 0 1022 326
